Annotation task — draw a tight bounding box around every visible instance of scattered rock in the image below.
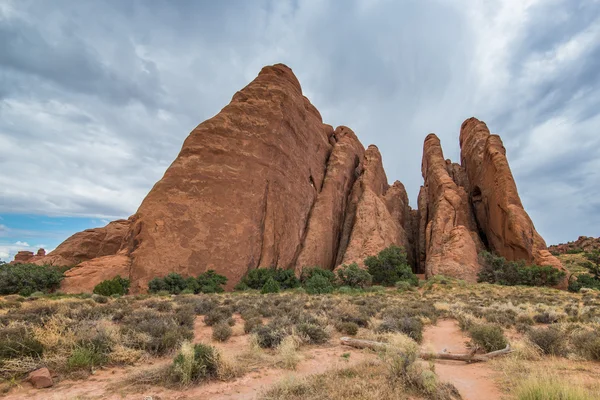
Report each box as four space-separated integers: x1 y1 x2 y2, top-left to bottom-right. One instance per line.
27 368 53 389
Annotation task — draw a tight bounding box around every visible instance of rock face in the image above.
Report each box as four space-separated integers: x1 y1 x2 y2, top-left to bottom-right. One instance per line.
32 219 130 267
11 65 565 291
549 236 600 254
418 134 483 281
459 118 566 279
335 145 412 269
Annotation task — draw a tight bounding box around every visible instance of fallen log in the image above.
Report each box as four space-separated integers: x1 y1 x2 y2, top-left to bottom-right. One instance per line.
340 337 512 363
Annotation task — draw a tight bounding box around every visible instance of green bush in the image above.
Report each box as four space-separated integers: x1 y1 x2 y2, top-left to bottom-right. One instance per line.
0 263 64 296
336 263 372 288
212 323 233 342
364 245 417 287
197 270 228 293
236 267 299 291
272 268 300 289
300 266 336 285
569 274 600 293
148 273 189 294
261 277 281 294
93 275 130 296
527 326 565 356
468 324 507 352
395 281 413 292
148 271 228 294
304 274 334 294
477 251 565 287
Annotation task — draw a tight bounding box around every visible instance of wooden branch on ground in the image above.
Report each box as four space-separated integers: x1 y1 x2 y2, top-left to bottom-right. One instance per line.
340 337 512 363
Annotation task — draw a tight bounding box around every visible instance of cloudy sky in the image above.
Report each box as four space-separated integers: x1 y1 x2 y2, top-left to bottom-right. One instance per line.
1 0 599 261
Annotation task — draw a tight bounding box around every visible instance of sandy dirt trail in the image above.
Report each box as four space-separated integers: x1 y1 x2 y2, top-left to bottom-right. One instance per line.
421 319 505 400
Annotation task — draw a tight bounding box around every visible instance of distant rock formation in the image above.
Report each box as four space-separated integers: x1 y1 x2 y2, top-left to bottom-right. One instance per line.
549 236 600 255
11 64 566 291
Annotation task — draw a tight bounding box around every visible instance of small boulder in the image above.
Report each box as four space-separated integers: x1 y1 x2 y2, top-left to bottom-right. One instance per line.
27 368 53 389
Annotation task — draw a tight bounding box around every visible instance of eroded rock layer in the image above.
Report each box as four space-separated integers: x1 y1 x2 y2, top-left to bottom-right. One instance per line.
11 65 565 291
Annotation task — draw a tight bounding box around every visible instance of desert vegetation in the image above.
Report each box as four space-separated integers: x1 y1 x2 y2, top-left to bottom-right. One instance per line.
1 247 600 399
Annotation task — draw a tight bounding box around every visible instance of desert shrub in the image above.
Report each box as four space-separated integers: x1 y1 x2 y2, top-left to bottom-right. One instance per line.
568 274 600 293
335 321 359 335
533 311 559 324
244 317 263 334
148 273 189 294
304 274 334 294
468 324 507 352
395 281 413 292
212 323 233 342
383 335 460 399
174 305 196 328
255 319 293 349
296 323 329 344
527 326 565 356
92 294 109 304
261 277 281 294
570 329 600 361
300 266 336 285
196 270 228 294
171 342 219 385
477 251 565 287
121 309 193 355
203 307 233 326
0 263 64 296
364 245 417 287
336 263 372 288
377 317 424 343
93 275 130 296
0 326 44 360
237 267 300 291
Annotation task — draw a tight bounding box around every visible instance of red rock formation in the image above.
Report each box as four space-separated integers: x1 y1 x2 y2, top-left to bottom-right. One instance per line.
121 64 334 292
459 118 566 282
27 65 564 292
60 254 131 294
294 126 365 272
419 134 483 281
32 219 130 266
335 145 412 269
11 251 35 264
549 236 600 254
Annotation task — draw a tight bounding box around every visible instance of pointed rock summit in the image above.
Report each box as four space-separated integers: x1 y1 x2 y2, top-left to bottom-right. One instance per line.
16 64 566 291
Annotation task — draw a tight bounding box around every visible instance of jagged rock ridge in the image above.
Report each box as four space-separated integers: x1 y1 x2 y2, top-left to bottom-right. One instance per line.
17 64 565 291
